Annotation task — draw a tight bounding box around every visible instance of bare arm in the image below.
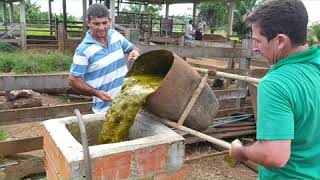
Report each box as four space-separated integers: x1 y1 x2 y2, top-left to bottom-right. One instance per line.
229 140 291 168
68 75 112 101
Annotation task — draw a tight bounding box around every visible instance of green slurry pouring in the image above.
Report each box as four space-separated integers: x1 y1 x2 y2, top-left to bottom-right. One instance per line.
98 75 163 144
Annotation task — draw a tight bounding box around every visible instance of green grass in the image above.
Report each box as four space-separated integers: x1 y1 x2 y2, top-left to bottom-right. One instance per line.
27 31 52 36
0 128 6 141
0 47 73 74
0 42 18 53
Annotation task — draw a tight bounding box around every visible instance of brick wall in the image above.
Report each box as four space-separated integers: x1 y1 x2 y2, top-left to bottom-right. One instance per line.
43 128 71 180
44 127 185 180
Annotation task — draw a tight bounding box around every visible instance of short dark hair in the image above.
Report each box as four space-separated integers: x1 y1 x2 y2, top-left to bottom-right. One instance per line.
246 0 308 46
87 3 109 21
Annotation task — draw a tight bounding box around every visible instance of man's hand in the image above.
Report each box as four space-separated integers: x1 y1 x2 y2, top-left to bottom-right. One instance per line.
94 90 112 102
229 139 248 162
128 48 140 61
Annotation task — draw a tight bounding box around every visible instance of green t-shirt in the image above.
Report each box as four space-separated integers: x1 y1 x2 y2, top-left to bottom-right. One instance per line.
257 46 320 180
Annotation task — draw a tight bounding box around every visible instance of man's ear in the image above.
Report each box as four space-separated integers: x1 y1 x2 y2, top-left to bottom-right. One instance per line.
277 34 290 49
85 20 90 27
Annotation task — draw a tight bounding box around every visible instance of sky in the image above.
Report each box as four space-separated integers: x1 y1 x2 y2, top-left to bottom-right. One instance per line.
32 0 320 24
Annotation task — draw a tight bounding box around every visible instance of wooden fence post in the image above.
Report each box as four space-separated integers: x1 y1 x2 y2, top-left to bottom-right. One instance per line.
58 23 66 52
20 0 27 50
236 38 253 108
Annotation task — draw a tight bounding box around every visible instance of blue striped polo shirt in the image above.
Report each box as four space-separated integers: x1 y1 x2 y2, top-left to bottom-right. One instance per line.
70 29 134 113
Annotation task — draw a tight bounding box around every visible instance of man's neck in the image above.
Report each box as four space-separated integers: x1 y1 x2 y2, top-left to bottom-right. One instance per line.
286 44 309 56
274 44 309 64
95 36 108 46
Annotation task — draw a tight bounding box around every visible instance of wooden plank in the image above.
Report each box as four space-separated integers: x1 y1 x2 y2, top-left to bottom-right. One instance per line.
0 137 43 156
184 129 256 145
0 155 44 180
205 126 256 134
0 102 93 126
190 40 233 48
216 106 253 118
214 88 247 100
218 121 256 128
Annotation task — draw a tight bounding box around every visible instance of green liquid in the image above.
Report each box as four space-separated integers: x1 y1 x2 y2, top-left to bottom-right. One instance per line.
98 75 163 144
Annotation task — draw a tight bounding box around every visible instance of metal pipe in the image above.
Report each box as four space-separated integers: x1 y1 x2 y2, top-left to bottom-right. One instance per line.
74 109 92 180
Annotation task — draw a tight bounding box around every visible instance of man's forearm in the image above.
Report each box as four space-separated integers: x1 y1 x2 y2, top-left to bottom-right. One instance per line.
68 76 97 96
242 142 269 165
242 140 290 168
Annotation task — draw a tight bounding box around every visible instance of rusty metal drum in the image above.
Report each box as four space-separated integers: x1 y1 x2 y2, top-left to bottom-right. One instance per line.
127 50 219 131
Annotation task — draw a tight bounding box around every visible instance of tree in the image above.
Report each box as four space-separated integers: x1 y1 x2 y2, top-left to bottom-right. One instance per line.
309 21 320 42
232 0 259 38
121 4 162 17
198 1 228 34
12 0 43 23
198 0 266 37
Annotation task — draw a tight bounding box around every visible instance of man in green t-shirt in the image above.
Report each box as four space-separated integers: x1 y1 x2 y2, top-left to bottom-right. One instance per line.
229 0 320 179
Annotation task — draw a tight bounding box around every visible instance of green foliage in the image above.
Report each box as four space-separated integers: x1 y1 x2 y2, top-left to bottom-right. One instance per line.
55 13 78 22
232 0 260 38
0 42 18 53
310 21 320 42
7 0 78 23
198 1 228 33
0 128 6 141
0 58 16 73
198 0 265 37
12 0 45 23
0 51 73 74
121 4 162 17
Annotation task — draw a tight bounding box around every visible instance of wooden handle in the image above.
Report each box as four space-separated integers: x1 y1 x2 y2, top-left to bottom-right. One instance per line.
193 67 260 84
159 118 231 149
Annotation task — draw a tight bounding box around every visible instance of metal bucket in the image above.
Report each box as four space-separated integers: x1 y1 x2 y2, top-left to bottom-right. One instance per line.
127 50 219 131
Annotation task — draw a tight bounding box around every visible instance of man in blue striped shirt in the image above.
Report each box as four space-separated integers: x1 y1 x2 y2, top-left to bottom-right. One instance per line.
68 3 140 113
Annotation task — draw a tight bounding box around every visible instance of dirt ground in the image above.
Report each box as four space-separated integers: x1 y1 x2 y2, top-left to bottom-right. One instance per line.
0 94 257 179
184 143 257 179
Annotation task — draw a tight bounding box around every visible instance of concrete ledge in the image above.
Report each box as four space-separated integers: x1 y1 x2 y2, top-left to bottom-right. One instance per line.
0 73 69 92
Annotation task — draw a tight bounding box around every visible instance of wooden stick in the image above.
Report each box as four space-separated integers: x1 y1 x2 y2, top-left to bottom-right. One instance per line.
159 118 231 149
185 150 229 162
193 67 260 84
177 74 208 126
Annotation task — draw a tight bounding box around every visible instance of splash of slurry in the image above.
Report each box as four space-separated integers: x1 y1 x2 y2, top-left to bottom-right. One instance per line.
98 75 163 144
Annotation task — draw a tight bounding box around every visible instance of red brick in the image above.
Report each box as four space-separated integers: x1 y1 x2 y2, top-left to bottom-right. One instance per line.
43 129 71 180
134 144 168 176
45 156 60 180
92 151 132 180
153 168 186 180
